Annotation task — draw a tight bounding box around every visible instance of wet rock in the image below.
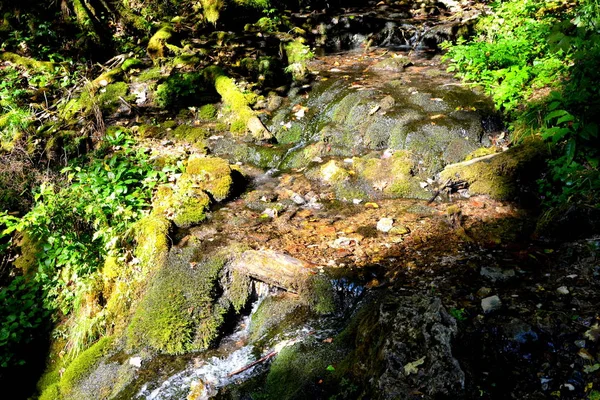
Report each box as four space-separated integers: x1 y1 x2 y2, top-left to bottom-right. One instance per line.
229 250 316 293
371 55 413 73
481 295 502 314
502 318 538 344
362 294 465 398
480 266 516 283
377 217 394 232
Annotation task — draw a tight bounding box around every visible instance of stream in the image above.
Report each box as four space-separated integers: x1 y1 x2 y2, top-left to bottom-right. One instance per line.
45 3 600 399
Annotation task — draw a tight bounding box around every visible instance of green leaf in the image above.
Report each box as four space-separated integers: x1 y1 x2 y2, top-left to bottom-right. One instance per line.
326 365 335 372
565 139 576 164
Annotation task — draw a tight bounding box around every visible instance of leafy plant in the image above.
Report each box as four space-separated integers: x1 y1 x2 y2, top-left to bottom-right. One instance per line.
442 0 600 207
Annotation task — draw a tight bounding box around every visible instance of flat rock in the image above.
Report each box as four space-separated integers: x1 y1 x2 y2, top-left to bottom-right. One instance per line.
229 250 316 293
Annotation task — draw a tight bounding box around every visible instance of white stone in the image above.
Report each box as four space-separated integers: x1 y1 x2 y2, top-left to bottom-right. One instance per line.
481 295 502 314
556 286 570 295
377 217 394 233
129 356 142 368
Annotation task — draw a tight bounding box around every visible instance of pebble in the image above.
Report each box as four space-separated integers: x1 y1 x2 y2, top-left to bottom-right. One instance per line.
481 295 502 314
556 286 569 295
129 357 142 368
290 193 306 205
377 217 394 233
480 266 515 283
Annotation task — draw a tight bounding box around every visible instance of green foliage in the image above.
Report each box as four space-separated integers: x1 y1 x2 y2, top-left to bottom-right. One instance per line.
442 0 600 207
0 130 168 315
0 276 50 369
284 40 314 81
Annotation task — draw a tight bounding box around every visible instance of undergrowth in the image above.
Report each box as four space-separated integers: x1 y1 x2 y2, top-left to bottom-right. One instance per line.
442 0 600 207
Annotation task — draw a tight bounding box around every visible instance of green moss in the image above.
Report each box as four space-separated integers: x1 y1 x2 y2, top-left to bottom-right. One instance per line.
201 0 224 24
127 248 228 354
133 215 171 270
312 160 349 184
284 40 314 81
276 123 303 145
161 120 177 129
0 51 54 72
465 146 499 160
172 124 210 144
147 23 174 60
153 183 211 228
121 58 144 71
228 270 252 312
90 67 124 93
203 66 267 138
440 136 548 200
39 383 61 400
58 336 114 396
199 104 217 120
249 294 307 343
264 339 343 400
13 232 40 275
184 155 234 202
156 72 206 108
137 67 164 82
302 275 335 315
137 124 162 139
96 82 129 114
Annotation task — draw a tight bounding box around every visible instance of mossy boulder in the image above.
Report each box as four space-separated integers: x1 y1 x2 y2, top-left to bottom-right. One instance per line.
133 215 171 270
41 336 115 399
249 294 309 344
127 246 247 354
440 136 548 200
370 55 412 73
153 183 211 228
184 155 235 202
147 23 174 60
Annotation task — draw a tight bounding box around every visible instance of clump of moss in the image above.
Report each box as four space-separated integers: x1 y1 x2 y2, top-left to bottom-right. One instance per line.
13 232 40 275
172 124 210 146
302 275 336 315
440 136 548 200
203 66 270 139
137 124 162 139
96 82 129 114
127 248 228 354
249 294 309 344
227 270 252 312
137 67 164 82
310 160 350 184
57 336 114 398
184 155 234 201
201 0 224 24
263 338 344 400
121 58 144 71
276 123 303 145
153 183 211 228
133 215 171 270
284 40 314 81
465 146 499 160
156 72 206 108
0 51 54 72
147 23 174 61
199 104 218 120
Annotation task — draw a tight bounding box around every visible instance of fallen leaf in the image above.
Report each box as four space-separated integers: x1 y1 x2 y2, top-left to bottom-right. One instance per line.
323 337 333 343
365 202 379 209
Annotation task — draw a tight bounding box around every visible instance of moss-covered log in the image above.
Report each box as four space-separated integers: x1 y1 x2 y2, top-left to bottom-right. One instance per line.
0 51 54 72
204 66 272 139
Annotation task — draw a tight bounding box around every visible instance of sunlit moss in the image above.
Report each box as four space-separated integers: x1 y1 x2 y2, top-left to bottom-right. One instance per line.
184 155 234 202
133 215 171 270
127 248 228 354
201 0 224 24
147 23 174 60
58 336 114 397
153 183 211 228
440 136 548 200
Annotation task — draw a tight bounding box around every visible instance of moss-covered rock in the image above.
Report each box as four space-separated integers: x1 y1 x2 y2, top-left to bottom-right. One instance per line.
147 23 174 61
440 136 548 200
133 215 171 270
284 40 314 81
171 124 210 148
0 51 54 72
199 104 218 120
56 336 115 398
96 82 129 114
184 155 234 201
249 294 309 344
153 183 211 228
204 66 271 139
201 0 224 24
127 247 232 354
